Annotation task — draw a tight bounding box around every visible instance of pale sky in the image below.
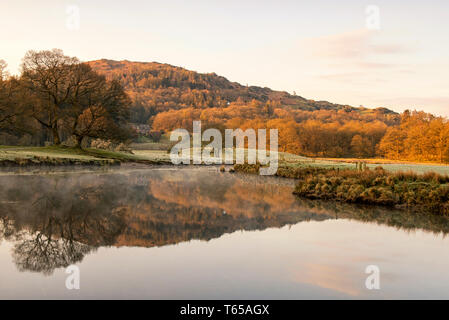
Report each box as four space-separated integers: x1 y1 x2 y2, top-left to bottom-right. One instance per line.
1 0 448 116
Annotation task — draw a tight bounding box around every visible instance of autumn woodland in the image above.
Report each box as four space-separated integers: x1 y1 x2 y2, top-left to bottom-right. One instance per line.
1 50 449 163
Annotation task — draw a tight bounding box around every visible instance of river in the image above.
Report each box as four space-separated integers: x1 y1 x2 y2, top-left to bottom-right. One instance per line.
0 167 448 299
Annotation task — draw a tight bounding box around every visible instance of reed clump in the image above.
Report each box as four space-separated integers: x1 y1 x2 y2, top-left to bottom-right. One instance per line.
293 166 449 215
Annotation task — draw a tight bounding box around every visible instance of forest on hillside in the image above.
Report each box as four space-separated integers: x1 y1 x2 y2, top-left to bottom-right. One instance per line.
1 50 449 162
88 59 393 124
89 60 449 161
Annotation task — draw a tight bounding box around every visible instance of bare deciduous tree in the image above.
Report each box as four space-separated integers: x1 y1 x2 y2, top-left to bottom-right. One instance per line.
21 49 133 146
63 64 133 146
21 49 80 145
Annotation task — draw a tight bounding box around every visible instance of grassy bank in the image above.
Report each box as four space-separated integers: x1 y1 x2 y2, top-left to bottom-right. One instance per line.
2 143 449 177
293 167 449 215
314 157 449 175
0 145 171 167
234 164 449 215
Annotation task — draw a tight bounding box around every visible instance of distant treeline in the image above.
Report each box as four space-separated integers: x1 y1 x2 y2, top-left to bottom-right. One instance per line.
379 110 449 163
151 105 449 162
151 104 394 158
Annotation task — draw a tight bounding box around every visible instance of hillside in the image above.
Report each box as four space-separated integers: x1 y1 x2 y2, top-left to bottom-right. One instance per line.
88 59 396 124
87 59 401 158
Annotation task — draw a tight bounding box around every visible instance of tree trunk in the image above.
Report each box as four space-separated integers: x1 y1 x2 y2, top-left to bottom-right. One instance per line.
52 126 61 145
75 135 84 148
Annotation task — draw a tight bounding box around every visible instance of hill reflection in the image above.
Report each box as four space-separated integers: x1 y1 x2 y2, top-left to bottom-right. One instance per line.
0 168 448 275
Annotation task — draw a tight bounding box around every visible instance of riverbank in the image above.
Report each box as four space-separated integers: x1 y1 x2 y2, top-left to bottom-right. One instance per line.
234 164 449 215
315 157 449 166
3 145 449 175
2 146 449 216
0 145 172 167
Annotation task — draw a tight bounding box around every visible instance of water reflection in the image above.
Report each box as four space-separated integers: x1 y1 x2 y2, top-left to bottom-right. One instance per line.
1 168 448 276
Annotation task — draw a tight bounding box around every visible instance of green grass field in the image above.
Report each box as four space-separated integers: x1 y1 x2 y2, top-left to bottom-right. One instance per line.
0 145 170 165
1 143 449 175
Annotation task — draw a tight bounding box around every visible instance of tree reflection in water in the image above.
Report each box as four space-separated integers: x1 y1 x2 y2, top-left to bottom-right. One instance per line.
0 168 448 275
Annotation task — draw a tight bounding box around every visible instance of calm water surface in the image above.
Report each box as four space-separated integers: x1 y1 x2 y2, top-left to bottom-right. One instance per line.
0 167 449 299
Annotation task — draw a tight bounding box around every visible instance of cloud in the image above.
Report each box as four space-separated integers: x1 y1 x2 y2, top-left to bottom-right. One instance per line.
290 263 362 297
301 29 411 61
294 29 417 88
